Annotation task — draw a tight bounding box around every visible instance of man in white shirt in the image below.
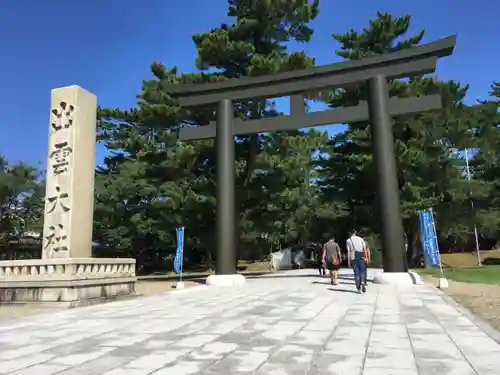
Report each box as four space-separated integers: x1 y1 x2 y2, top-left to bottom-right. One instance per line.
346 230 369 293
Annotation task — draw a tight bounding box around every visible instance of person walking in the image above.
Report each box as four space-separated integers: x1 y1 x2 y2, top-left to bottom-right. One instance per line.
315 243 326 276
364 244 372 285
346 230 368 293
322 237 342 285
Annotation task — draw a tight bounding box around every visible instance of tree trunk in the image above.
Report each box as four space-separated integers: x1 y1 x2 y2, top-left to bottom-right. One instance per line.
404 218 422 268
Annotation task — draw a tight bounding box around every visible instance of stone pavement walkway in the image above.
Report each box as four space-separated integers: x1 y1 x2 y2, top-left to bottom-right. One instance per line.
1 269 499 375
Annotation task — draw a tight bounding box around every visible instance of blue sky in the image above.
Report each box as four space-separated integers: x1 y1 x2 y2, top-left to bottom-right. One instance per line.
0 0 498 168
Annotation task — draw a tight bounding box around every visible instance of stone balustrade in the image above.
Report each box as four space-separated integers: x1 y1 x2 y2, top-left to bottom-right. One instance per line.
0 258 137 305
0 258 135 281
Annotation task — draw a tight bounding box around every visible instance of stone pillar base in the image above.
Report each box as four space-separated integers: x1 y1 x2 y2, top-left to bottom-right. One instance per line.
438 277 449 289
373 271 422 285
206 274 246 286
0 258 136 307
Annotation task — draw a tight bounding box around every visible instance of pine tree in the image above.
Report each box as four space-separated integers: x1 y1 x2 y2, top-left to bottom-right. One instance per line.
0 155 43 260
489 81 500 98
188 0 322 256
318 12 475 261
468 82 500 242
95 0 324 267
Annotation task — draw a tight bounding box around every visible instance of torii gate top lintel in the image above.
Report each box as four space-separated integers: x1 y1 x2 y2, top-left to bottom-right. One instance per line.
163 35 456 141
164 35 456 107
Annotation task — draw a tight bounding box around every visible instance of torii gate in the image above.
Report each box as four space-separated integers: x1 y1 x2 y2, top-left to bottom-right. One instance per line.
164 36 456 285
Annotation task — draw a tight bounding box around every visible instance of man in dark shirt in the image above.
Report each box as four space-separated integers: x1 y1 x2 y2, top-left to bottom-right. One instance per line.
322 237 342 285
314 243 326 276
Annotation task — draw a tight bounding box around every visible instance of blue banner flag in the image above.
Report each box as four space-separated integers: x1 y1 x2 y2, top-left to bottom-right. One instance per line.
418 209 440 267
173 227 184 274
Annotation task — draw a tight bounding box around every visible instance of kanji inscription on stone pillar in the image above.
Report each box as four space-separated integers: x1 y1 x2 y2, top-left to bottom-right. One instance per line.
42 86 97 259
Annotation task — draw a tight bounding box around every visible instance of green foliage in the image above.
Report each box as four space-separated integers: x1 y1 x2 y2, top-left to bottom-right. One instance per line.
489 81 500 98
93 0 327 271
469 83 500 239
0 155 44 260
317 11 498 263
91 6 499 271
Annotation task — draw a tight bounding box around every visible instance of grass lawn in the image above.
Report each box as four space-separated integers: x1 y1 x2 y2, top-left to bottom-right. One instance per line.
416 265 500 284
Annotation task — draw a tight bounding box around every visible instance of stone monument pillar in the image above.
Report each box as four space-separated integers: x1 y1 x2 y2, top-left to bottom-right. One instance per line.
43 86 96 259
0 85 136 306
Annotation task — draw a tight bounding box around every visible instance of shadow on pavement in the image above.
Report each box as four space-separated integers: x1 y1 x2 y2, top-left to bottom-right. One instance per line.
327 287 360 294
165 271 376 285
339 275 374 283
245 273 324 280
312 280 352 286
142 271 271 285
